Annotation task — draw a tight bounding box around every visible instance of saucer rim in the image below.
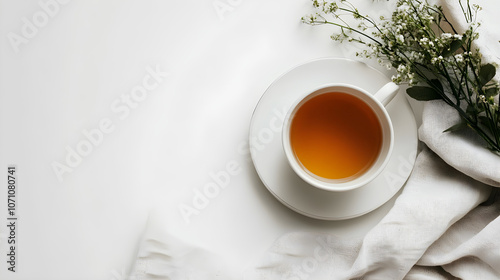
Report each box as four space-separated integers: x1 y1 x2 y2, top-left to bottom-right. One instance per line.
249 57 418 220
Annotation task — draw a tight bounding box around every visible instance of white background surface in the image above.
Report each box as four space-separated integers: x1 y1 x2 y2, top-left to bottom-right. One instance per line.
0 0 458 279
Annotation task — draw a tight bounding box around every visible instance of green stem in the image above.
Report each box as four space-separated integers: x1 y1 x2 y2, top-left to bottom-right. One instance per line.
483 103 500 146
336 7 383 34
319 20 383 46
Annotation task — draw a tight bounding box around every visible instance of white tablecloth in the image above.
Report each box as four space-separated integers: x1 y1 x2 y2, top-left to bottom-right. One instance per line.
0 0 496 279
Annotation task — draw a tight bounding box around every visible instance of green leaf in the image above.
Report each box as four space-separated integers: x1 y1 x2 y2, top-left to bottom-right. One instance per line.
469 103 486 115
406 86 442 101
443 120 468 133
478 116 494 131
484 87 499 98
466 104 477 116
442 39 463 57
479 64 496 87
430 79 444 93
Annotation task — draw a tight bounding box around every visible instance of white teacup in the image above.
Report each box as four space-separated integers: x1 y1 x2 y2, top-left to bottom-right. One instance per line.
282 82 399 192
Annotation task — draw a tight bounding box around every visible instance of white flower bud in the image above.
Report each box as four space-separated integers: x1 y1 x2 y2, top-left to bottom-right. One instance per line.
397 34 404 44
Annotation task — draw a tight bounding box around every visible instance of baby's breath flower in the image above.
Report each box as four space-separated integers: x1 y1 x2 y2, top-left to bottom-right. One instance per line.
441 33 452 39
396 34 404 44
304 0 500 153
431 55 443 64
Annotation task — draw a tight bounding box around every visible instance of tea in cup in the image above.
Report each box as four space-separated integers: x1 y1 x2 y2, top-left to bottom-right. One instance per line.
282 82 398 192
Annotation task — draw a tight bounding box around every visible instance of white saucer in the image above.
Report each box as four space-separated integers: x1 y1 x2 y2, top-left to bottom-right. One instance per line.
249 58 418 220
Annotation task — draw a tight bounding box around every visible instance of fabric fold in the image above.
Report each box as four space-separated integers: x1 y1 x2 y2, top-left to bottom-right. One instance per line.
130 209 243 280
251 148 493 279
419 101 500 188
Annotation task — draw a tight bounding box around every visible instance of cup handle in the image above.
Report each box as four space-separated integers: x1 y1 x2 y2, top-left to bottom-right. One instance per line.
373 82 399 107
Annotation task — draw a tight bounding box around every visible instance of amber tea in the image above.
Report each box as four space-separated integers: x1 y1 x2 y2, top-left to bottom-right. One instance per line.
290 92 383 180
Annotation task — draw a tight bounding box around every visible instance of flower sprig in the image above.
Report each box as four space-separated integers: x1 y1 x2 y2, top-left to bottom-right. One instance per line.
303 0 500 154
